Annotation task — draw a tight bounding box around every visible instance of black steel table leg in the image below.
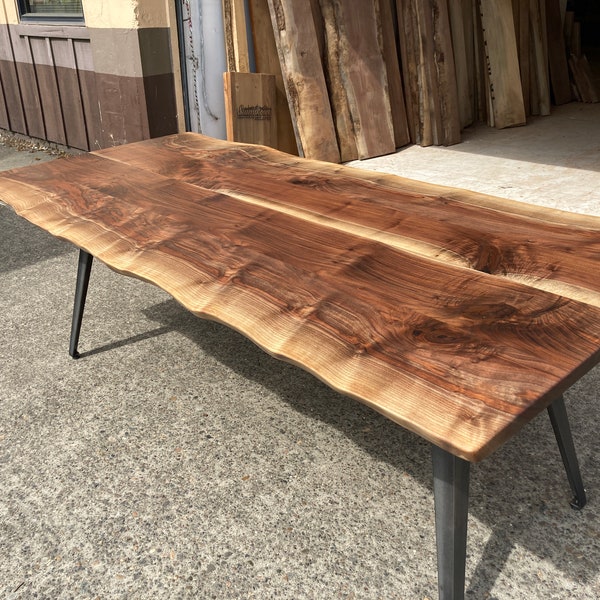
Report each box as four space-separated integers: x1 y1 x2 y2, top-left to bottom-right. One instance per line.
548 395 587 509
432 445 470 600
69 249 93 359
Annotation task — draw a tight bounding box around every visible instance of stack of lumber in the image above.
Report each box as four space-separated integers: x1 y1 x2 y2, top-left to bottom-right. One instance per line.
221 0 596 163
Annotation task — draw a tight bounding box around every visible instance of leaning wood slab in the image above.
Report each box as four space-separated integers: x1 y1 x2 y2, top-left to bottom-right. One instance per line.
1 133 599 463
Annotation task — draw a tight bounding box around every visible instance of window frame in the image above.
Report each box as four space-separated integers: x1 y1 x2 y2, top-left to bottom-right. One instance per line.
17 0 85 24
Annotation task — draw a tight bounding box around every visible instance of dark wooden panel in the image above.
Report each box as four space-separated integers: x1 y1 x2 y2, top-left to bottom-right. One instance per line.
545 0 571 105
73 40 101 150
14 60 45 139
29 37 66 145
0 61 27 133
143 72 178 139
52 38 88 150
377 0 410 148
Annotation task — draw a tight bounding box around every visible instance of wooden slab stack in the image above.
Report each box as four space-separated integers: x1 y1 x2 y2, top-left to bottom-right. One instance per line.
318 0 396 160
397 0 462 146
237 0 593 162
266 0 341 162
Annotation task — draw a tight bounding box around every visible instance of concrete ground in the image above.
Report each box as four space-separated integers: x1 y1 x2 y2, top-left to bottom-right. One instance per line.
0 103 599 599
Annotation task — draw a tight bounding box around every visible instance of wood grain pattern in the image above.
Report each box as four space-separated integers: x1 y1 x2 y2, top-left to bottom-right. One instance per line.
396 0 461 146
318 0 396 159
430 0 461 145
1 132 600 464
266 0 340 162
318 0 358 162
377 0 410 149
98 134 600 307
530 0 551 116
479 0 526 128
222 0 251 72
515 0 531 116
395 0 419 143
449 0 474 129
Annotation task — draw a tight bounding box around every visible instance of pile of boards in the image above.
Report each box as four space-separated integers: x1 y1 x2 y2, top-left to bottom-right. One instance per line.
222 0 598 163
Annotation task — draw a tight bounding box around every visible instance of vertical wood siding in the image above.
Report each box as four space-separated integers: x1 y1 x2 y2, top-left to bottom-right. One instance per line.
0 25 98 150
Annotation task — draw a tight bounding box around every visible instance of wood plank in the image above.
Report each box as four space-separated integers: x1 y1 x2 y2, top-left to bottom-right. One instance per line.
570 21 581 58
569 53 600 103
479 0 526 128
545 0 571 105
430 0 461 145
377 0 410 148
530 0 551 115
397 0 460 146
514 0 531 115
563 11 574 51
318 0 396 159
266 0 340 162
396 0 420 143
0 60 26 134
318 0 358 161
222 0 251 72
223 71 277 146
2 132 600 463
0 25 26 133
461 0 477 122
449 0 474 128
472 0 488 123
15 54 45 140
247 0 297 154
414 0 437 145
309 0 326 60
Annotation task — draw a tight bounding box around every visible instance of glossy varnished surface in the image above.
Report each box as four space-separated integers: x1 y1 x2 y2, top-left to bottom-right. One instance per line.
1 133 599 461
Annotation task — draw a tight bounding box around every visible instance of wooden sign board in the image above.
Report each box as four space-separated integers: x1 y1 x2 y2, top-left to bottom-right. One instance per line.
223 72 277 148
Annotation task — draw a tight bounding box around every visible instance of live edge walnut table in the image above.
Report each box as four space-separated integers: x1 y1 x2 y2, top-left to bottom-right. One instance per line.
1 133 599 599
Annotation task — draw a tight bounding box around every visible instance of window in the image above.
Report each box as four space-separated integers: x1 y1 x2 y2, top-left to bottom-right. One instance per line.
18 0 84 22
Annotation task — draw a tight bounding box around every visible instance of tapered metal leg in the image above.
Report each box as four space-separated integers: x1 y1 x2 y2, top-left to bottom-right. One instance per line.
548 396 587 509
69 249 93 359
432 445 470 600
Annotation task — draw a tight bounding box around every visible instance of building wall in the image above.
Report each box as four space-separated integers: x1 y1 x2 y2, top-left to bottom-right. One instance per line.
0 0 182 150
